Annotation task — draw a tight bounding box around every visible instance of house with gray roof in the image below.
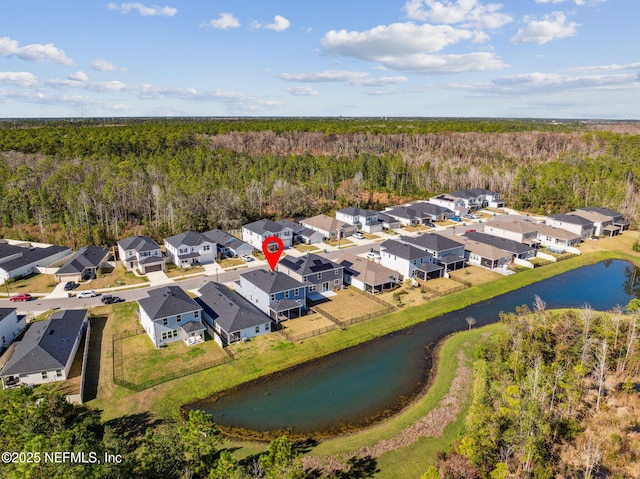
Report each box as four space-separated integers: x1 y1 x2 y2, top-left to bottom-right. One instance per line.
0 240 71 285
377 212 401 230
337 253 399 293
138 285 205 347
467 188 505 208
196 281 272 347
379 239 435 280
536 223 581 249
456 236 513 270
276 220 324 245
117 235 165 274
0 309 88 389
203 229 254 258
235 269 306 322
399 233 466 272
576 206 629 231
0 308 26 354
483 217 540 246
463 232 537 259
54 246 109 283
163 231 217 268
336 207 383 233
546 214 594 240
278 253 343 297
572 207 629 237
384 203 455 226
242 219 293 250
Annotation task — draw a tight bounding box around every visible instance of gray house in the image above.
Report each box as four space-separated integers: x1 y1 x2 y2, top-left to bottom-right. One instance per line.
0 241 71 285
203 229 254 258
196 281 272 347
278 253 344 296
242 219 293 250
1 309 88 389
54 246 109 283
138 285 205 347
546 214 594 240
117 235 165 274
463 232 537 260
276 219 324 245
235 269 307 322
399 233 466 272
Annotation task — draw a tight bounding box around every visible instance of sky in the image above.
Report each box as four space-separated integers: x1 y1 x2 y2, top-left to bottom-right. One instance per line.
1 0 638 119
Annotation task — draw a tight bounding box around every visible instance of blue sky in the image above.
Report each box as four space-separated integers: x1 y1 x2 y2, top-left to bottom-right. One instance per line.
1 0 638 118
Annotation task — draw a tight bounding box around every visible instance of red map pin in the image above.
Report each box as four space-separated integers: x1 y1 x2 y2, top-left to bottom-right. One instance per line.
262 236 284 272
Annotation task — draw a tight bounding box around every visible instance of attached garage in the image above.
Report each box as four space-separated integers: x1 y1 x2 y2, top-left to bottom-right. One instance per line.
143 263 163 273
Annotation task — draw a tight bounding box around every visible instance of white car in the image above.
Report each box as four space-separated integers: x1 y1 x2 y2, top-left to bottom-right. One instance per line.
366 251 381 260
352 232 365 239
77 290 97 298
241 255 254 262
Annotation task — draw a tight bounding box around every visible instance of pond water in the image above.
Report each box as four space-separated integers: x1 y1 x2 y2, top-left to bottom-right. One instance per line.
187 260 640 436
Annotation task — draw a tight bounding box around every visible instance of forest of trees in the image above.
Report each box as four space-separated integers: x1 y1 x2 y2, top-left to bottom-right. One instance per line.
0 118 638 249
423 298 640 479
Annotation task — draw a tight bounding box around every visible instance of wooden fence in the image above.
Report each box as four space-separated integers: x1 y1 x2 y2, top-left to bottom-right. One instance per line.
421 283 468 297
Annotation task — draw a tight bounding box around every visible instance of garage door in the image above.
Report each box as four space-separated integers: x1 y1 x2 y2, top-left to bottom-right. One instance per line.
144 264 163 273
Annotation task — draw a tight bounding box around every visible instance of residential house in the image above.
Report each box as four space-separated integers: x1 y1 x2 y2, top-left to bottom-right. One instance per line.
299 214 356 240
572 207 629 237
483 218 540 247
54 246 109 283
138 285 205 347
0 240 71 284
546 214 594 240
117 235 165 274
203 229 254 258
0 308 26 352
242 219 293 250
377 212 402 230
379 239 435 280
163 231 216 268
278 253 344 296
195 281 272 347
429 189 488 216
0 310 88 389
455 236 513 270
235 269 307 322
468 188 505 208
383 203 454 226
535 223 581 249
463 232 537 259
576 206 629 232
276 220 324 245
398 233 466 272
337 253 399 293
336 207 383 233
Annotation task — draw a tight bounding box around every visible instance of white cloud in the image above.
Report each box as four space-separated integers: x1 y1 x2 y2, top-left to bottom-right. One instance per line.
69 71 89 82
107 3 177 17
511 12 578 44
284 86 319 96
404 0 513 29
265 15 291 32
91 59 125 72
566 62 640 73
535 0 586 5
0 36 73 65
207 13 240 30
381 51 507 74
0 72 38 87
279 70 408 86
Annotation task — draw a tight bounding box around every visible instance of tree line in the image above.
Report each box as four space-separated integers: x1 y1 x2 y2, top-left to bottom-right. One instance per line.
0 119 637 248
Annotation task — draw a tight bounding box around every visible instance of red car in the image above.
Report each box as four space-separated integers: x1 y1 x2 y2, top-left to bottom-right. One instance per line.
9 293 32 302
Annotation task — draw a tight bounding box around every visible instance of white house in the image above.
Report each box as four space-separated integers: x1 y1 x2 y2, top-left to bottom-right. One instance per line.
163 231 217 268
117 235 165 274
0 308 26 352
336 207 383 233
242 219 293 250
0 310 88 389
138 285 205 347
398 233 467 272
456 236 513 270
483 218 540 246
428 194 470 216
546 214 594 240
379 239 435 280
571 208 623 237
536 223 581 249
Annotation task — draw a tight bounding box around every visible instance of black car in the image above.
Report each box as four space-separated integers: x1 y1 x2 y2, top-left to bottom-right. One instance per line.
101 295 124 304
64 281 77 291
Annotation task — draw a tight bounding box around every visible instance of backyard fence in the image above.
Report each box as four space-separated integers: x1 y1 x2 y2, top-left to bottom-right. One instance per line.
421 282 468 297
279 323 338 342
112 330 235 392
313 304 396 329
346 286 397 309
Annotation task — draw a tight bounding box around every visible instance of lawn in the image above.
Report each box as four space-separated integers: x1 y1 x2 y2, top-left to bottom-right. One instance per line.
379 287 427 308
219 257 245 268
422 277 466 294
294 244 321 253
281 313 336 337
165 265 205 278
448 265 502 285
314 289 387 321
5 273 57 294
363 233 381 240
323 238 354 248
75 267 148 290
403 224 429 233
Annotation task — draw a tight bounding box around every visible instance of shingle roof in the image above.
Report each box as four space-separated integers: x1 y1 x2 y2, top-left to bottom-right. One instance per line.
485 218 539 234
457 237 512 261
196 282 269 334
578 206 622 218
276 220 319 238
380 239 433 261
117 235 160 253
337 206 379 217
337 254 397 287
401 233 464 252
1 310 87 376
464 232 534 255
0 244 71 274
138 286 201 320
300 214 349 234
536 223 581 241
202 229 250 252
164 231 212 249
279 253 341 276
56 246 109 275
548 214 594 226
243 219 286 235
239 269 305 294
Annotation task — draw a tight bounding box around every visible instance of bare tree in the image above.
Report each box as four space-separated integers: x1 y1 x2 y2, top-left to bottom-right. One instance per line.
595 338 608 412
580 304 594 370
465 316 477 331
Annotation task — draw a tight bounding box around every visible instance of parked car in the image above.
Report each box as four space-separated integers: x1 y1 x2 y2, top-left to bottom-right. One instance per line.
366 251 381 260
101 294 124 304
353 232 365 239
64 281 77 291
425 222 436 228
77 290 97 299
451 216 461 222
466 229 477 233
241 254 254 262
9 293 32 302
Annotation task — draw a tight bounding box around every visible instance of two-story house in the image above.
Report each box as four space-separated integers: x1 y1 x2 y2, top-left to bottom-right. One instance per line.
468 188 505 208
335 207 383 233
379 239 435 280
276 220 324 245
235 269 307 322
572 207 629 237
576 206 629 232
163 231 217 268
278 253 344 296
117 235 165 274
398 233 466 272
463 232 537 260
483 218 540 247
428 194 471 217
242 219 293 250
546 214 594 241
195 281 272 347
138 285 205 347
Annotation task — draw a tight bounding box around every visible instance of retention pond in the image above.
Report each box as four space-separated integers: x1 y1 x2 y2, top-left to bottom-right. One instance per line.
187 260 640 438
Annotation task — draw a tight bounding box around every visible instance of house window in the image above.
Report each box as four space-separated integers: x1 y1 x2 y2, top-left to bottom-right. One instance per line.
309 285 316 292
194 311 199 318
203 245 210 251
255 326 260 333
163 318 168 326
41 371 48 379
317 273 322 279
176 314 182 323
56 369 63 378
335 269 339 275
285 290 290 299
294 288 299 296
270 294 275 302
334 279 340 286
303 276 308 282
